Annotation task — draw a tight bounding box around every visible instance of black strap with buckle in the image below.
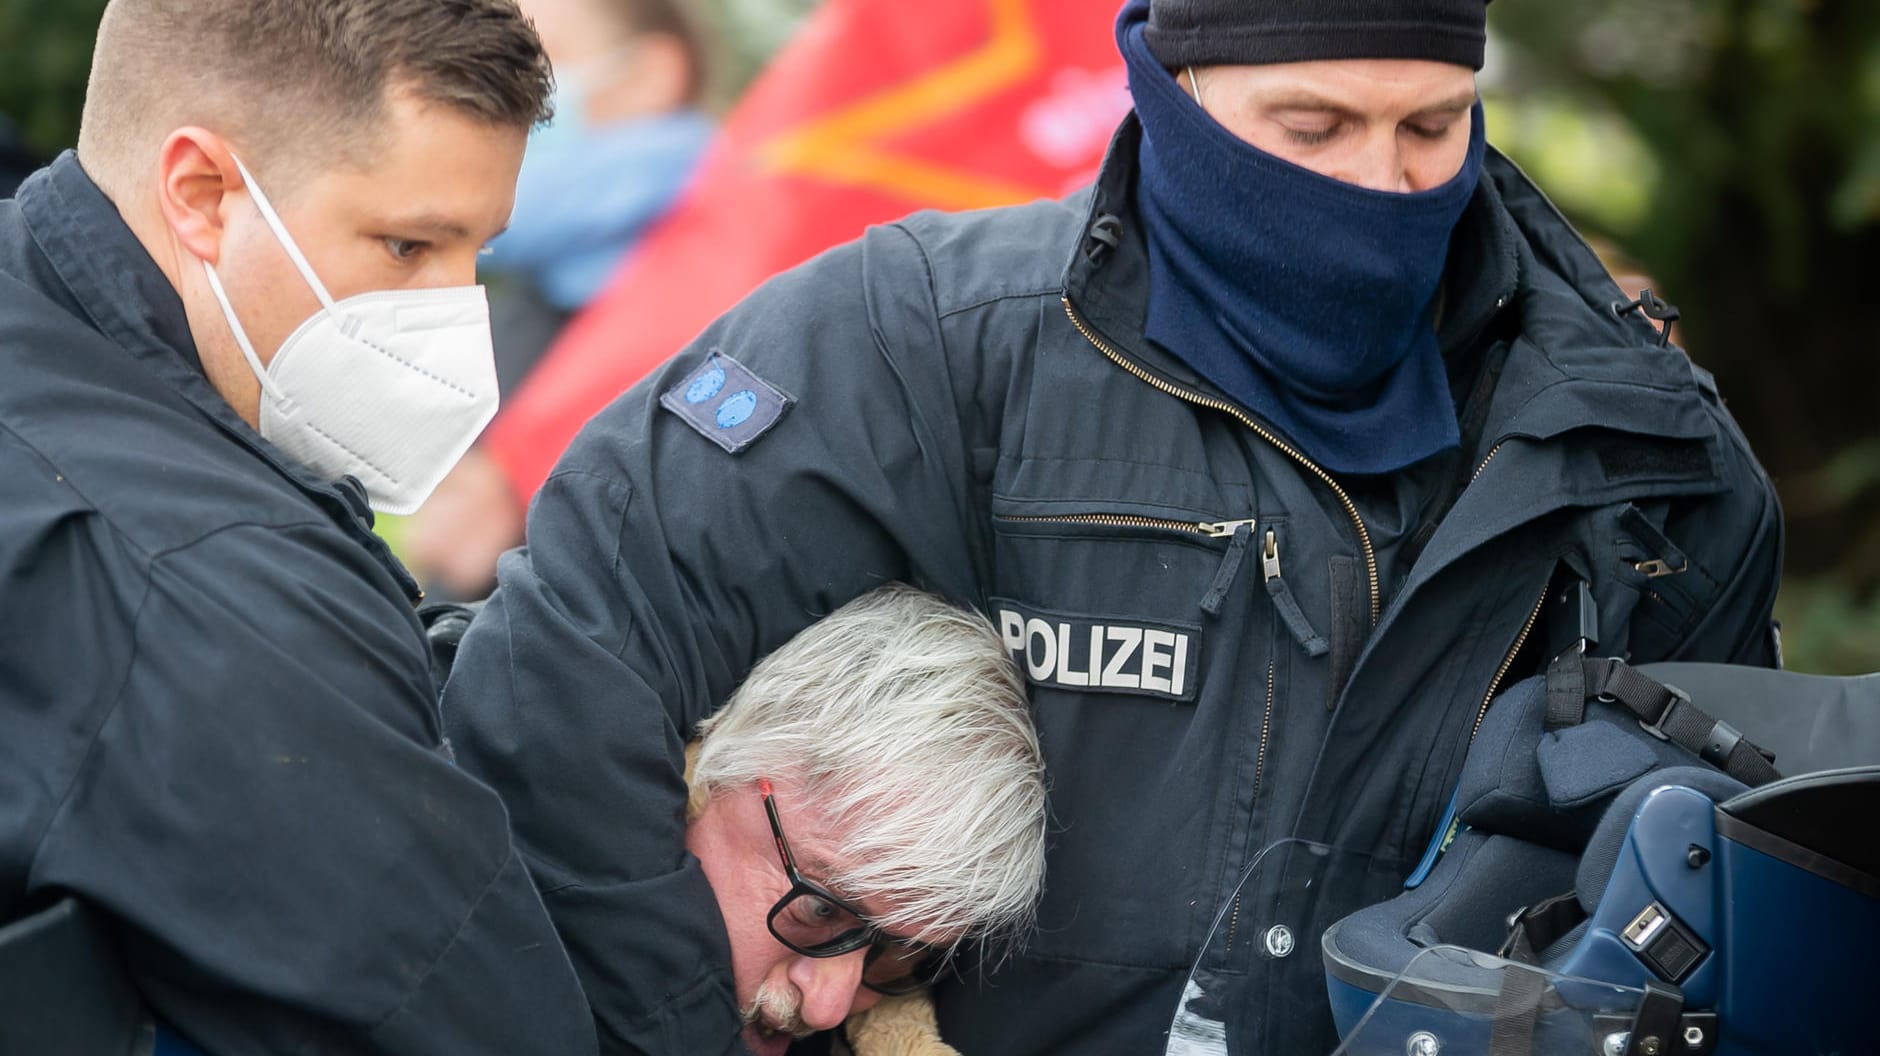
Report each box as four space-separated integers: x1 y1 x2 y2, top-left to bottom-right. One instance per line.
1578 657 1781 786
1541 571 1601 728
1531 570 1778 786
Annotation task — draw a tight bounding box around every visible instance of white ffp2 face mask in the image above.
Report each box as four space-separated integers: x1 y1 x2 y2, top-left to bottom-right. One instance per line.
200 155 500 515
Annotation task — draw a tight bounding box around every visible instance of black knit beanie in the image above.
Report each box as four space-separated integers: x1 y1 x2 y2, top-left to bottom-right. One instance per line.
1144 0 1489 72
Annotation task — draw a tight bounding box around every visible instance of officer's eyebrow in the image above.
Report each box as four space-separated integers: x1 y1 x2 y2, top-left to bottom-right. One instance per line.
1412 89 1482 117
376 212 508 243
1261 88 1480 119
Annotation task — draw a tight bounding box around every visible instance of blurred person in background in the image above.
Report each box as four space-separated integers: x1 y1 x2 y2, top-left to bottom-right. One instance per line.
485 0 714 394
410 0 715 600
441 0 1783 1052
0 1 595 1052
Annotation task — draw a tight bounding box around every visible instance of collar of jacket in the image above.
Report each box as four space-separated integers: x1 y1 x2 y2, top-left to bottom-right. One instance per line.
1057 115 1717 453
16 152 422 603
1058 114 1518 409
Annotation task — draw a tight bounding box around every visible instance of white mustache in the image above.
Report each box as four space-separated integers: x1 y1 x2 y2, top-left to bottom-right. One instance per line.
743 980 813 1040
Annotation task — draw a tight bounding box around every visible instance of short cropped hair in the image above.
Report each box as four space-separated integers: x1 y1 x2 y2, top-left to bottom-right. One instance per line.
78 0 553 195
691 585 1048 953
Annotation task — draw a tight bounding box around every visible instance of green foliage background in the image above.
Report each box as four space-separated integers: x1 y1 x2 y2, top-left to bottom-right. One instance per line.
1481 0 1880 673
5 0 1875 672
0 0 106 159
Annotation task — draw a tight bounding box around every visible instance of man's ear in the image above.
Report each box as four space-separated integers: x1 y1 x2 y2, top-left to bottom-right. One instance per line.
154 128 243 266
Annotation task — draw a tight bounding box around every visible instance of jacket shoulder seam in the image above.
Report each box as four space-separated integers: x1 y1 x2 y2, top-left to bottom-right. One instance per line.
0 420 332 563
141 517 344 565
0 419 152 563
536 468 638 660
885 220 942 312
885 218 1064 320
538 467 632 555
935 286 1063 321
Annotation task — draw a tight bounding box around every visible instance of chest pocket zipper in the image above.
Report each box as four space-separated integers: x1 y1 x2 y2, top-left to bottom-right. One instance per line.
993 512 1259 617
995 514 1331 660
993 512 1257 540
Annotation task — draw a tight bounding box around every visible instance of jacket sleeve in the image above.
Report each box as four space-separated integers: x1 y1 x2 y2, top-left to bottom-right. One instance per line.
1673 486 1783 667
28 523 597 1056
1650 403 1785 668
441 225 985 1054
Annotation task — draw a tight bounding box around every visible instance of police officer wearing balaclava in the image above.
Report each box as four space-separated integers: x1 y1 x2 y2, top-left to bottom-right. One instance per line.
443 1 1784 1053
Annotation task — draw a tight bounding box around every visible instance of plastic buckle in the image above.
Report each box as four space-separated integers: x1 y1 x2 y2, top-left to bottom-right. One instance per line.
1546 577 1601 664
1634 683 1692 743
1699 720 1744 770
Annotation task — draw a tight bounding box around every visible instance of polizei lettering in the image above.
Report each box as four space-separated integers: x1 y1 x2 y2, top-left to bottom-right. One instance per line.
991 598 1201 703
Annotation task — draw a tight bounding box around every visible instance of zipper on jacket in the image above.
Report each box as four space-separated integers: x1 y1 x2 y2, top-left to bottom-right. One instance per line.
1263 528 1330 657
995 514 1341 644
1470 582 1550 740
995 512 1258 538
996 512 1260 616
1472 442 1506 482
1223 660 1276 956
1224 896 1241 956
1064 298 1380 625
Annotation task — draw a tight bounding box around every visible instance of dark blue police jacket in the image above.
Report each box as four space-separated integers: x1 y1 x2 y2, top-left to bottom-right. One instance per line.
443 119 1783 1055
0 155 596 1056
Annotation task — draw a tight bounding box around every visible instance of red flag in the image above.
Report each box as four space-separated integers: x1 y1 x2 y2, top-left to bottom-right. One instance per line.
485 0 1130 498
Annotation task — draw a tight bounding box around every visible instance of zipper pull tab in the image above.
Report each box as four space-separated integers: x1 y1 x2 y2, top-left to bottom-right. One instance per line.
1633 558 1687 578
1264 528 1329 658
1199 521 1255 617
1201 518 1259 538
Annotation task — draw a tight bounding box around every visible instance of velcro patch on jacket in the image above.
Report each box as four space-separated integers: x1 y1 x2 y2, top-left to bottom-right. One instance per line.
660 349 793 454
1593 435 1713 482
992 598 1201 703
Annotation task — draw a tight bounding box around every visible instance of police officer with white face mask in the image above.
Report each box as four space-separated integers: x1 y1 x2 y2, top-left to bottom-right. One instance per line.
0 1 597 1053
200 154 501 515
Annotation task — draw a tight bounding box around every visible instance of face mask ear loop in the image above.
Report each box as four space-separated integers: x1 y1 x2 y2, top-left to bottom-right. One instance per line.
201 258 288 405
228 154 348 329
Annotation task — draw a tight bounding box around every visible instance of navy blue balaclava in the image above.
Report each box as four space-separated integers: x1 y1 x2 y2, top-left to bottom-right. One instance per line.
1119 0 1488 476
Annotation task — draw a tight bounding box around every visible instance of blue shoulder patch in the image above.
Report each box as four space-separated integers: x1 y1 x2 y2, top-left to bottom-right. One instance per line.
659 350 794 454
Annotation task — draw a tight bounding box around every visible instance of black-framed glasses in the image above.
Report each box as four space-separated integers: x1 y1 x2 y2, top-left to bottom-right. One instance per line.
757 778 946 996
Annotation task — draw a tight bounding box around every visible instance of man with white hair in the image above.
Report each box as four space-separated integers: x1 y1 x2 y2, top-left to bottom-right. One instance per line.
678 585 1047 1056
